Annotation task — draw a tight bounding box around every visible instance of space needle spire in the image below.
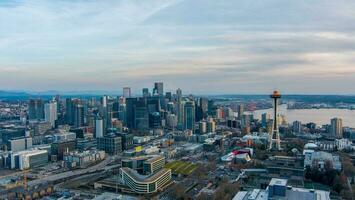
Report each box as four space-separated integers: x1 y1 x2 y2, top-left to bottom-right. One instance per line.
269 90 281 150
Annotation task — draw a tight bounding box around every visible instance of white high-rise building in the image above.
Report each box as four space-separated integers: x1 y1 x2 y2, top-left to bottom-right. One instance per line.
199 121 207 134
101 95 108 107
207 118 216 133
123 87 131 98
45 101 57 127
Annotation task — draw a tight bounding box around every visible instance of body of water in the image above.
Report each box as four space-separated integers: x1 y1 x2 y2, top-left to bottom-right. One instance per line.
249 105 355 127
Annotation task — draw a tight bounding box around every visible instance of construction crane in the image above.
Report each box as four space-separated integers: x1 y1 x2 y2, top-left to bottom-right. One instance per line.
23 169 29 191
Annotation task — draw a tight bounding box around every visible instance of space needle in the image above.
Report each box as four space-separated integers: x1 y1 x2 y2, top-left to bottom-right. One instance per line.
269 90 281 150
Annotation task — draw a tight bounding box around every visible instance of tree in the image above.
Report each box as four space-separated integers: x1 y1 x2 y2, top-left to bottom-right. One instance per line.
332 173 348 194
170 184 188 200
333 175 344 194
342 155 355 178
213 178 240 200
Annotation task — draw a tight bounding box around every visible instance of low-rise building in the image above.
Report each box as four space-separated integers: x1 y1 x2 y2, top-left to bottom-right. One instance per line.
52 131 76 142
6 137 32 152
133 136 151 144
304 151 342 171
144 146 160 155
119 155 171 194
335 138 354 150
142 156 165 175
233 178 330 200
9 148 48 170
118 133 134 150
265 156 304 182
119 167 171 194
97 135 122 155
64 150 105 168
51 140 76 160
30 121 52 135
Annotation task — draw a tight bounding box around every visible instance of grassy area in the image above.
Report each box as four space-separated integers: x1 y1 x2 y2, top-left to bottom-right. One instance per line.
165 161 198 175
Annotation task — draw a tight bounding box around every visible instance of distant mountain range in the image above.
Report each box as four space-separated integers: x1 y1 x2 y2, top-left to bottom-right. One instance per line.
0 90 354 104
0 90 30 97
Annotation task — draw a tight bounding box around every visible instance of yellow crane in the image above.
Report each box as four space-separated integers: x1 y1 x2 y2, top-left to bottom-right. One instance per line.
23 169 29 191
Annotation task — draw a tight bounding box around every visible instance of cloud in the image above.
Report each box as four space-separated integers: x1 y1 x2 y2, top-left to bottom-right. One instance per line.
0 0 355 94
0 67 21 73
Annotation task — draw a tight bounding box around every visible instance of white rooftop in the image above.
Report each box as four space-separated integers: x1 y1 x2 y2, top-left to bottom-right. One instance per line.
269 178 287 186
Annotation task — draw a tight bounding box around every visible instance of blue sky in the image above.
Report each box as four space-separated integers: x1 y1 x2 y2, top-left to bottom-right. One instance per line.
1 0 355 94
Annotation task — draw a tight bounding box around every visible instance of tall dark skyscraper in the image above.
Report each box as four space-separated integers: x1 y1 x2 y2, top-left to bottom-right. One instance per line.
125 98 137 129
184 101 195 132
74 104 84 128
134 98 149 131
28 99 44 120
66 98 83 126
142 88 150 97
165 92 172 101
196 97 208 121
207 99 215 116
147 96 161 114
149 112 161 129
113 98 120 119
153 82 164 96
176 88 184 128
65 98 73 125
106 102 114 128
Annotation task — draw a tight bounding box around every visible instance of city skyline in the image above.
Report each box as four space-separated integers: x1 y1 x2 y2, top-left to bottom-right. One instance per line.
1 0 355 94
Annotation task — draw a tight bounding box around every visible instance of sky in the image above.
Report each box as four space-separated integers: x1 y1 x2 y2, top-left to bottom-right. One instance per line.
1 0 355 95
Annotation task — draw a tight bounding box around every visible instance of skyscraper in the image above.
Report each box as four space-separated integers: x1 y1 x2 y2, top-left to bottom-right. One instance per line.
65 98 82 125
293 121 302 134
237 104 244 119
74 104 84 128
184 101 195 132
44 100 57 127
331 118 343 138
199 121 207 134
262 113 271 128
134 98 149 131
65 98 73 125
123 87 131 98
28 99 44 120
95 118 104 138
207 99 215 116
241 114 251 129
105 102 114 128
176 88 182 100
101 95 108 108
125 98 137 129
153 82 164 96
176 88 184 128
142 88 150 97
206 118 216 133
199 98 208 117
118 103 126 124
